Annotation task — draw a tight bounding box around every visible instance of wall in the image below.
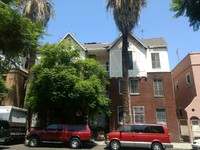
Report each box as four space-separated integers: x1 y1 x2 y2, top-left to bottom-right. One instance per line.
109 72 179 142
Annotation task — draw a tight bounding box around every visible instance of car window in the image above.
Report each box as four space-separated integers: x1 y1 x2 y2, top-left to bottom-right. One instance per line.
67 125 86 131
0 121 10 129
57 124 64 131
133 125 150 133
46 124 62 131
150 126 164 134
120 125 133 132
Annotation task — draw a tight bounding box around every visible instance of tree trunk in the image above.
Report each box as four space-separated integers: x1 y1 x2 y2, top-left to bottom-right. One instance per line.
122 32 131 124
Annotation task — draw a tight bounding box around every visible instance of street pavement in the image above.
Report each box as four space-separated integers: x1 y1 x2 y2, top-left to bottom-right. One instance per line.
0 141 192 150
94 140 192 150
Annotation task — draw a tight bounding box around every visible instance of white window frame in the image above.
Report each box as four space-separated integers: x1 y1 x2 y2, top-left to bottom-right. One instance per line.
153 79 164 97
133 106 145 123
185 73 192 87
130 79 140 95
175 81 179 90
156 109 167 126
151 53 161 69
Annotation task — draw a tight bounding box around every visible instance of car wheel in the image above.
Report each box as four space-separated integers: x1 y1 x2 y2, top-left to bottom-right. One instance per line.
110 140 120 150
28 136 40 147
151 142 163 150
70 138 81 149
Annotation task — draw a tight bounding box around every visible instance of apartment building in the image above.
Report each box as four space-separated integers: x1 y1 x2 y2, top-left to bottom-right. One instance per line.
61 33 179 142
2 32 179 142
171 52 200 142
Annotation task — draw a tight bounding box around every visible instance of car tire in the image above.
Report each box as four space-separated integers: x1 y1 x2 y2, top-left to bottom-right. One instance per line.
28 136 40 147
70 138 81 149
110 140 120 150
151 142 163 150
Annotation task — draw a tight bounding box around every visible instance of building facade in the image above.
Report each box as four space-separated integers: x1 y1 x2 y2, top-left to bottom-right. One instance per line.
106 34 179 142
171 52 200 142
65 33 179 142
1 69 28 107
1 33 180 142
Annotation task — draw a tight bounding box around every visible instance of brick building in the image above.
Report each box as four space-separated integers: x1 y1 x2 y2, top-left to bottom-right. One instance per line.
172 52 200 142
64 33 179 142
1 69 28 107
1 33 179 142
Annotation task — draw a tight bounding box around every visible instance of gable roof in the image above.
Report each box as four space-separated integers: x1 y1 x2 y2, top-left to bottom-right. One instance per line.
108 33 148 50
141 38 167 48
59 32 86 51
82 42 111 51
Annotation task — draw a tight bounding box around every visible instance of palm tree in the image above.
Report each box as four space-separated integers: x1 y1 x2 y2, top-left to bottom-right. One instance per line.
107 0 146 124
20 0 54 130
23 0 54 27
22 0 54 70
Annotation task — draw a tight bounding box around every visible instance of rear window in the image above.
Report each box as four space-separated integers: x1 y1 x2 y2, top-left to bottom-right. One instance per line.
150 126 164 133
67 125 87 131
0 120 10 129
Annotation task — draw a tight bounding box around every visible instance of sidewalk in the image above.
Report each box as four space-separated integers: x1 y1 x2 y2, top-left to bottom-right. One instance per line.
93 141 192 149
171 142 192 150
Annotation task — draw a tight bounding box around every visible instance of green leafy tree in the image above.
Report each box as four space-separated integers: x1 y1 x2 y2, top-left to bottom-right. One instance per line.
170 0 200 31
0 76 8 101
25 42 110 123
106 0 146 123
0 0 43 58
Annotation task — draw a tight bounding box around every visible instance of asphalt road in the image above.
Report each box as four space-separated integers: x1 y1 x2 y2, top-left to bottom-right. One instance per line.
0 142 191 150
0 142 107 150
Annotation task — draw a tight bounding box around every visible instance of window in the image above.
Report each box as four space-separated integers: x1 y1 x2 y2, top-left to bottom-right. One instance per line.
117 106 124 125
130 79 139 94
120 125 133 132
133 106 144 123
67 125 86 131
119 80 123 94
175 81 179 90
153 79 164 96
156 109 167 125
46 124 59 131
128 51 133 69
119 79 140 94
133 125 150 133
150 126 164 134
151 53 161 69
185 73 192 87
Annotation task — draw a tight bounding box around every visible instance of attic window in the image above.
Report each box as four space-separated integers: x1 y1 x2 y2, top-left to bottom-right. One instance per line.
151 53 161 69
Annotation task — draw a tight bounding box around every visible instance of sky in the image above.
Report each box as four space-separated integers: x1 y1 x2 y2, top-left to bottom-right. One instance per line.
42 0 200 70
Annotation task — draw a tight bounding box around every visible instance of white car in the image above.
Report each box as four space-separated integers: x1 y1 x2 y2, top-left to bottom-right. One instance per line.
192 139 200 149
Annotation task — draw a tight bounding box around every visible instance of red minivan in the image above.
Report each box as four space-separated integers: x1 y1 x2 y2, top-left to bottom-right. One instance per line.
105 123 173 150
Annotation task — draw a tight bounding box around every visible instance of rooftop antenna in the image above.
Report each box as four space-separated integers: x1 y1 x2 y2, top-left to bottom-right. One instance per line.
176 48 180 63
141 29 144 39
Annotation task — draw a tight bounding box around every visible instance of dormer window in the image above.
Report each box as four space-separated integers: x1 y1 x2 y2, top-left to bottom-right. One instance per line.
151 53 161 69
